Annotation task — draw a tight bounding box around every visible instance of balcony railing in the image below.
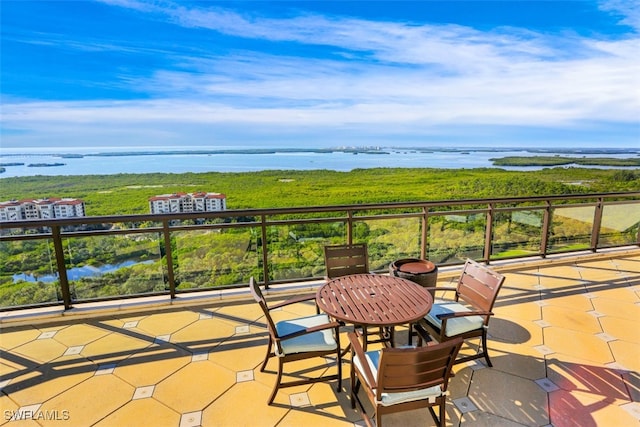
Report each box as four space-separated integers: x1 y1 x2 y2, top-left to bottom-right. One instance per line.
1 192 639 311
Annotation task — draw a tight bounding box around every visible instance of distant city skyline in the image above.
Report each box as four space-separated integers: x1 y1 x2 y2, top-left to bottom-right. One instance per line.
1 0 639 150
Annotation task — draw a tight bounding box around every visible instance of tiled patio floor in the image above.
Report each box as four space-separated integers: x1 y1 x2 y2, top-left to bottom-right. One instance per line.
1 250 639 426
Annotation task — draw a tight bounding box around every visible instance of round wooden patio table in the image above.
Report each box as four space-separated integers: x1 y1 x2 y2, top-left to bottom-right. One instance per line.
316 274 433 349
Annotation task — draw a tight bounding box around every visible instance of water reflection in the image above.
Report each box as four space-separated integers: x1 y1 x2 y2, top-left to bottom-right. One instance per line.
13 260 153 283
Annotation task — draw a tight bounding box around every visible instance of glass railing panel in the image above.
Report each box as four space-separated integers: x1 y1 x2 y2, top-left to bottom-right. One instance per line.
426 213 486 265
598 203 640 247
491 210 543 259
547 206 594 253
66 233 165 301
0 237 60 308
173 227 260 289
357 217 422 271
267 222 344 281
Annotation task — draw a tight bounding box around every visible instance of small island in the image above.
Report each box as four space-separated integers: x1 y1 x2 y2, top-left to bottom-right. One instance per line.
27 163 66 168
0 162 25 167
491 156 640 167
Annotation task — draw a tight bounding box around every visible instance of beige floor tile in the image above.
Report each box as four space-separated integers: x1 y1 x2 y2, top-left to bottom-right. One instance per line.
4 355 96 406
311 381 361 422
541 305 602 334
201 380 289 426
0 393 19 426
538 276 584 292
460 410 529 426
545 355 630 402
253 355 336 396
135 310 200 336
170 317 237 352
208 335 267 372
587 285 640 302
544 327 613 365
51 324 111 347
81 331 152 363
37 374 134 427
609 340 640 372
493 301 542 322
153 360 235 413
0 358 29 377
0 327 41 351
11 338 68 364
92 396 180 427
468 368 549 426
489 350 546 380
277 407 357 426
549 388 638 427
305 380 351 415
591 297 640 321
279 300 318 319
543 293 595 311
447 366 473 399
0 419 41 427
114 345 191 387
98 314 149 329
621 371 640 403
489 316 543 346
576 262 622 282
213 301 264 325
599 316 639 343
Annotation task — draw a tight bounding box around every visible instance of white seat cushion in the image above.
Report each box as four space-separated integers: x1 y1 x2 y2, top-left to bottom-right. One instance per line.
425 299 485 337
353 349 444 406
275 314 337 355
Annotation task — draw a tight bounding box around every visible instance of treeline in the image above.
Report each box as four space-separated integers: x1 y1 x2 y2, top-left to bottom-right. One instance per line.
0 167 639 215
491 156 640 167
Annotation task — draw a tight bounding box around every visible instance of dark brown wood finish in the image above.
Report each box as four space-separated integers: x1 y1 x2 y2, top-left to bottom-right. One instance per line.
323 243 370 279
317 274 433 328
415 258 506 366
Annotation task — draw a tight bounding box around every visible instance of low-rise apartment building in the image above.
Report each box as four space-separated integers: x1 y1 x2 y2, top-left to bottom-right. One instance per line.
148 192 227 214
0 198 86 221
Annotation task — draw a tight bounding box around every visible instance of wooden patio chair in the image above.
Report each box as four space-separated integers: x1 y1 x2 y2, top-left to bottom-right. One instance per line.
249 277 342 405
414 258 506 366
323 244 393 347
348 331 462 427
324 243 370 279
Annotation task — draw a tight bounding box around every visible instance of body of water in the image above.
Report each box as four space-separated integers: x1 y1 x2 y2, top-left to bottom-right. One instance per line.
1 147 638 178
13 260 154 283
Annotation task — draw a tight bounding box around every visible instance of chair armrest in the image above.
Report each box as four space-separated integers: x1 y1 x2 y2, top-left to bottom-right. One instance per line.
436 310 494 320
278 321 341 341
269 293 317 310
423 286 457 294
347 331 377 388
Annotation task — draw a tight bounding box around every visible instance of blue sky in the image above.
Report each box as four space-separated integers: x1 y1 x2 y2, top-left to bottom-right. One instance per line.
1 0 639 150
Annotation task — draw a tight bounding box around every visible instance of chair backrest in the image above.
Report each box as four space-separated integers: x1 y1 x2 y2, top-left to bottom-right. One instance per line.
324 243 370 279
456 259 506 313
249 277 281 345
376 337 463 399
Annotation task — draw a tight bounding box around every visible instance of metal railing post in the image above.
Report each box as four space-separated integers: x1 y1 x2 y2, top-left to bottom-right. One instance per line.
540 201 552 258
162 220 176 298
591 197 604 252
420 207 428 259
51 225 72 309
483 203 494 264
260 214 270 288
347 211 354 244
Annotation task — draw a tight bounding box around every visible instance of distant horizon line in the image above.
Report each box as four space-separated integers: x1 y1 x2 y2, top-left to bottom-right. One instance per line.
2 146 639 157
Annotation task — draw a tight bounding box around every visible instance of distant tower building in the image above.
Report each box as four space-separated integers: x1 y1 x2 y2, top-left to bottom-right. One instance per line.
0 198 86 221
148 192 226 214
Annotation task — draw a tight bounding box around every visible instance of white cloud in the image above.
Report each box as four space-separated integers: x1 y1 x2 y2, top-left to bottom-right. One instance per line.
3 0 639 148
